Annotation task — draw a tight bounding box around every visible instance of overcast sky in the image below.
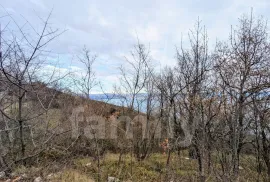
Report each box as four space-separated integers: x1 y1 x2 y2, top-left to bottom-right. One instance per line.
1 0 270 93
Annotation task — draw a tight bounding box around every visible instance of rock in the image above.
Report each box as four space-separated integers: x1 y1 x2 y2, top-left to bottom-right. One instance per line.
47 173 60 180
239 166 244 170
0 171 5 179
34 176 43 182
47 173 54 180
21 173 27 179
10 172 17 178
108 176 120 182
85 162 91 167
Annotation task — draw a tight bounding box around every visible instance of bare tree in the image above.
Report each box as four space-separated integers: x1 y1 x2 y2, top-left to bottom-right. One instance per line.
117 41 149 111
175 19 210 182
74 46 97 99
0 10 65 171
214 11 270 180
250 92 270 181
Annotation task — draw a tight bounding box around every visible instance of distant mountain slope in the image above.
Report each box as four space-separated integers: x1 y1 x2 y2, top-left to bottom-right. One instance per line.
89 93 148 100
89 93 153 113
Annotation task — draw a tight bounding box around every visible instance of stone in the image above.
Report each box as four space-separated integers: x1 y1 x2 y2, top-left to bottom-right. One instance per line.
85 162 91 166
47 173 60 180
108 176 120 182
34 176 43 182
47 173 54 180
0 171 5 179
10 172 17 178
21 173 27 179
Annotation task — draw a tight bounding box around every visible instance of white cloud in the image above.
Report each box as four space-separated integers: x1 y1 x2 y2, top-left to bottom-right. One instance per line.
29 0 47 10
2 0 270 93
130 25 160 42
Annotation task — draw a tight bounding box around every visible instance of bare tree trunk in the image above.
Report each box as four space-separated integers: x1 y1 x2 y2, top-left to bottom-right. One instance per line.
18 81 25 159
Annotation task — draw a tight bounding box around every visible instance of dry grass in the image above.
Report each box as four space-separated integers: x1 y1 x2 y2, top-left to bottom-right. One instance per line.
67 151 265 182
71 152 201 181
51 169 95 182
8 151 267 182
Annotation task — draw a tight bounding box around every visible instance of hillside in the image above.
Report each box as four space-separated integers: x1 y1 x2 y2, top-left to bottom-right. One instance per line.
1 4 270 181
